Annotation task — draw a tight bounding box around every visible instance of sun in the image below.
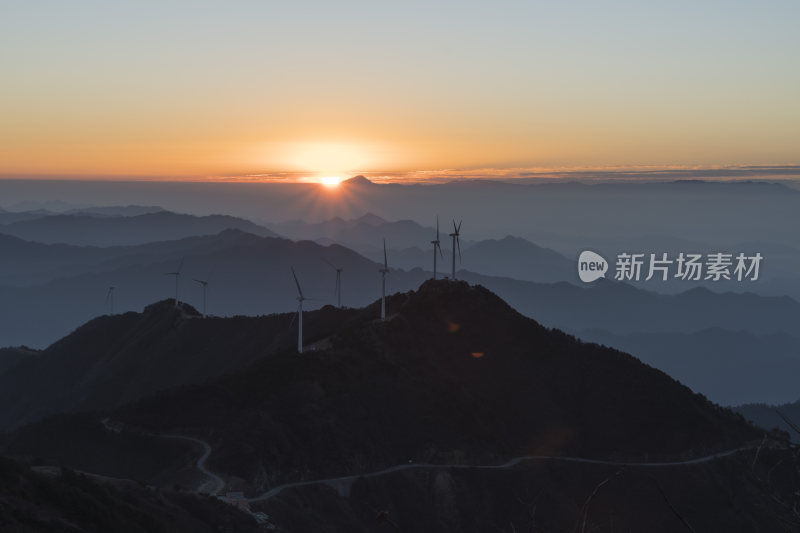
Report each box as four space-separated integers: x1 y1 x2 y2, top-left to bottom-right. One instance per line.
319 176 343 188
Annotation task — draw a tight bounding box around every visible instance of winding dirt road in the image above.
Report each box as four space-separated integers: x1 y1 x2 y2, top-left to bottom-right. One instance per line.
248 447 752 503
101 419 225 495
157 433 226 496
100 418 757 504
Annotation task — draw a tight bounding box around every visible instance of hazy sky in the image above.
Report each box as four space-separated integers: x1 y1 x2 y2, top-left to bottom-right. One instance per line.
2 1 798 179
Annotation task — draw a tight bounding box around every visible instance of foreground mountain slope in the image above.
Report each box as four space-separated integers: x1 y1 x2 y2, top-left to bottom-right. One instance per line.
0 347 33 375
254 448 800 533
88 280 763 491
4 281 790 532
0 455 260 533
0 300 360 430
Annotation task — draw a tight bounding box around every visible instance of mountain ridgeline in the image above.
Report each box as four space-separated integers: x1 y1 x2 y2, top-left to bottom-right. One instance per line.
0 300 362 431
0 210 278 246
5 282 762 479
2 280 795 532
114 281 760 482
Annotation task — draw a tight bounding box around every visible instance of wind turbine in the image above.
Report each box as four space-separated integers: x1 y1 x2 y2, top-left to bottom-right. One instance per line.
431 215 443 279
165 256 185 307
289 268 324 353
105 286 115 315
324 259 343 308
291 267 307 353
380 239 389 320
193 278 209 317
449 220 462 280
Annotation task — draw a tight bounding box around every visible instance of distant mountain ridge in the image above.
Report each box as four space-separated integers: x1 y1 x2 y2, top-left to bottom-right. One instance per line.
0 211 278 246
64 204 166 217
1 230 799 370
461 235 572 283
265 211 435 249
0 228 267 287
736 401 800 442
266 213 576 282
582 328 800 405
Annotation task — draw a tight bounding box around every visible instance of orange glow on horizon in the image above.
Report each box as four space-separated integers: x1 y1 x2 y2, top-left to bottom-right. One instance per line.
319 176 343 188
2 4 798 178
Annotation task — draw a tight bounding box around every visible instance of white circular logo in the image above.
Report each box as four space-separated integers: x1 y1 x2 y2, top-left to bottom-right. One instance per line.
578 251 608 282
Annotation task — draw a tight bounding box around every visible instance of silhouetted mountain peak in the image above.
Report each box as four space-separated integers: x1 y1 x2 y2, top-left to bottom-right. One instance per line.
64 205 166 217
142 299 202 318
342 175 373 186
213 227 266 242
399 279 516 320
378 279 527 351
354 212 386 226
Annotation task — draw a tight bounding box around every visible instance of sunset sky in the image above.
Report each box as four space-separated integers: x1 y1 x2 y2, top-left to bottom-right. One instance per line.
1 1 798 180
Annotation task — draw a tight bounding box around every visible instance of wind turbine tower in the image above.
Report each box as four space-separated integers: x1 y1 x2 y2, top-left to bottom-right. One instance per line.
193 278 209 317
165 257 184 307
105 286 115 315
431 216 443 279
324 259 343 308
380 239 389 320
291 267 307 353
449 220 462 280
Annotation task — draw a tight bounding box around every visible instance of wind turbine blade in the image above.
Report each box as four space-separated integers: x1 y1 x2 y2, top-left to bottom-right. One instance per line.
193 278 207 286
287 307 298 329
436 215 439 240
776 410 800 436
177 255 185 274
105 289 111 304
437 242 443 258
457 220 462 233
291 267 304 298
383 239 388 269
323 258 337 270
452 219 458 233
457 237 462 262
